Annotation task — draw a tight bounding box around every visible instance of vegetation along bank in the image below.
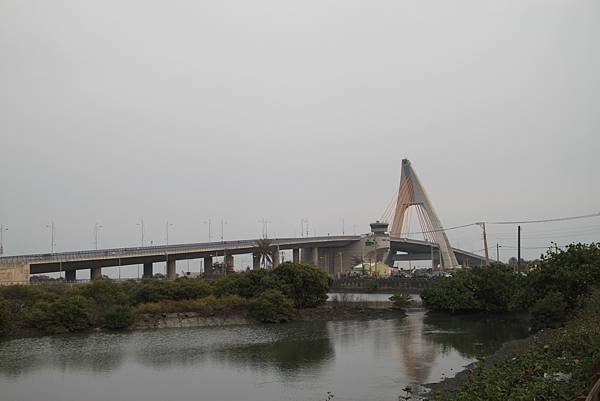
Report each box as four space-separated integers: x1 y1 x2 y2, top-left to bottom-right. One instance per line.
422 243 600 401
0 262 346 336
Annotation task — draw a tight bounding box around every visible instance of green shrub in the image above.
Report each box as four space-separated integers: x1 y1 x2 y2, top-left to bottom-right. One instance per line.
135 295 247 316
0 299 11 336
213 269 281 298
248 289 294 323
525 243 600 312
170 278 213 300
134 280 177 303
438 290 600 401
530 291 568 331
103 305 135 330
272 262 332 308
421 264 521 313
80 279 131 307
27 295 92 334
389 292 412 309
0 284 58 314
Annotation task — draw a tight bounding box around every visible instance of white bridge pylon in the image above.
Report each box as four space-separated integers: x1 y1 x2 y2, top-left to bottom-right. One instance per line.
384 159 459 269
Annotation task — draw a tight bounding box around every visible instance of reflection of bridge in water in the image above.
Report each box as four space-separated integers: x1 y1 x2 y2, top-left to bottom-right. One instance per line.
0 159 485 284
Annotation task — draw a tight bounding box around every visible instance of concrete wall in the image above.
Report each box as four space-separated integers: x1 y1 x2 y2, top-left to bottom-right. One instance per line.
0 263 30 284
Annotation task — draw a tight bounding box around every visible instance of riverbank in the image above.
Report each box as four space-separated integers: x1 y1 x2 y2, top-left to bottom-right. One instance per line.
3 303 406 338
423 291 600 401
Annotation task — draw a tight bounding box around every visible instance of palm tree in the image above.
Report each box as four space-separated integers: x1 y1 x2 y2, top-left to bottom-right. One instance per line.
255 238 274 268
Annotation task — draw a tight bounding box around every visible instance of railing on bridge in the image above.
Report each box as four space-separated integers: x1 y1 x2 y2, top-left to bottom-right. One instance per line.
0 236 360 265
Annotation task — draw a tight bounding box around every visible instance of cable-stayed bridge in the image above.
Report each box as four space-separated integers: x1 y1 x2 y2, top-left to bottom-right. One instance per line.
0 160 485 284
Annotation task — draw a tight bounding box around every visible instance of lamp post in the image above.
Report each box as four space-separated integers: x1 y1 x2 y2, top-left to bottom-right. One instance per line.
204 219 212 241
220 219 227 242
165 221 173 245
259 218 270 238
46 221 56 253
136 220 145 247
94 223 103 250
0 224 7 255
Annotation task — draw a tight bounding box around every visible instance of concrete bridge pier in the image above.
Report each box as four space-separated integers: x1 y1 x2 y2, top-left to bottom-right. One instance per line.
166 259 176 280
272 250 280 268
143 262 153 279
301 247 317 265
252 252 261 269
65 270 76 282
293 248 300 263
91 267 102 281
224 254 234 273
203 256 213 275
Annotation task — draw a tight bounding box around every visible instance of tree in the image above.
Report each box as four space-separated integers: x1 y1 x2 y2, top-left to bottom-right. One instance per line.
103 305 136 330
248 289 294 323
272 262 332 308
255 238 275 268
28 295 92 334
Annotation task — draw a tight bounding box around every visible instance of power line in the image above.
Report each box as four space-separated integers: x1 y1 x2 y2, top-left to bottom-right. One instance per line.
486 212 600 225
400 212 600 236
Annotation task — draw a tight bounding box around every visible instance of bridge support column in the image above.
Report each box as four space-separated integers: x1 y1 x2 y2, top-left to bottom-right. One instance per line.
224 254 234 273
337 250 344 277
65 270 76 282
313 247 319 267
91 267 102 281
252 252 261 269
272 250 280 268
293 248 300 263
301 248 311 263
166 259 176 280
203 257 213 275
143 262 153 279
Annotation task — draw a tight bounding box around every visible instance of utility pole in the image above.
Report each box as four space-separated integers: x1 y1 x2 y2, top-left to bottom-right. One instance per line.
204 219 212 242
0 224 6 255
220 219 226 242
46 221 56 253
165 221 173 245
259 218 270 238
517 225 521 272
342 218 345 235
137 220 145 247
94 223 103 250
477 222 490 266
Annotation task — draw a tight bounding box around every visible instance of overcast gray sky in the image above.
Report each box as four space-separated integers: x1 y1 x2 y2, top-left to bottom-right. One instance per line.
1 0 599 272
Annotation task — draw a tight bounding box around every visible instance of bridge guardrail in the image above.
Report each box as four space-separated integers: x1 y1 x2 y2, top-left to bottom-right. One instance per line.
0 236 360 265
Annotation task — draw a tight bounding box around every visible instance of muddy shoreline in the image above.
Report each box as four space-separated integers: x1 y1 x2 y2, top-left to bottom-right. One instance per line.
3 304 404 339
424 326 543 400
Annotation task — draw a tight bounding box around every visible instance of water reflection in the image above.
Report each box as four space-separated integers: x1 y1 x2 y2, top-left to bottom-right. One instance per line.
0 309 529 401
423 313 530 358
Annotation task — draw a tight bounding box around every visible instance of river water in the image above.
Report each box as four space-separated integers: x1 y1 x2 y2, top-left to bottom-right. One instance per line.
0 296 528 401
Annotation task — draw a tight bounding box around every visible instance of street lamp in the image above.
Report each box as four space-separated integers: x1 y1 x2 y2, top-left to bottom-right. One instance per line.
165 221 173 245
136 220 145 247
46 221 56 253
220 219 227 242
94 223 103 250
259 218 270 238
204 219 212 242
0 224 7 255
300 218 309 237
